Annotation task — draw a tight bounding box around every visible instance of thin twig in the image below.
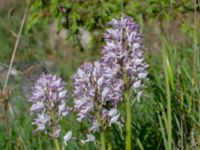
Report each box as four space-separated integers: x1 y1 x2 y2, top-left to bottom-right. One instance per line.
3 5 28 94
9 29 18 38
3 4 29 118
2 4 29 150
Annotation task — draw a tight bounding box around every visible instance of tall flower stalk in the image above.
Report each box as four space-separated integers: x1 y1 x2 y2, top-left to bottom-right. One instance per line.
102 16 148 150
73 61 124 149
29 74 70 150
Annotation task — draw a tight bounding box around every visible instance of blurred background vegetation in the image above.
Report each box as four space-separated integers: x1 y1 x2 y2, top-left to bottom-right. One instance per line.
0 0 200 149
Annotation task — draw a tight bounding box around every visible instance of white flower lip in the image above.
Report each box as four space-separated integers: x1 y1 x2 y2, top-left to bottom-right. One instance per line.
64 131 73 145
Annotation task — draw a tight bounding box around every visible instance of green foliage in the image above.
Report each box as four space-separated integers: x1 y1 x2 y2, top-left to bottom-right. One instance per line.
1 0 200 149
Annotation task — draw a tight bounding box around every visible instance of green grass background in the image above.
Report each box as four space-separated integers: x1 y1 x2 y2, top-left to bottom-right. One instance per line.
0 0 200 149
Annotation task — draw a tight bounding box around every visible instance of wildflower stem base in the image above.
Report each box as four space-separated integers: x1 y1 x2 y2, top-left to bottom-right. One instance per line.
100 130 106 150
54 139 60 150
125 91 132 150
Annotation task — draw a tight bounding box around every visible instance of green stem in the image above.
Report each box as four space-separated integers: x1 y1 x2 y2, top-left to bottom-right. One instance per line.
50 110 60 150
108 142 112 150
166 71 172 150
162 49 172 150
108 127 112 150
125 91 132 150
54 139 60 150
100 130 106 150
96 111 106 150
